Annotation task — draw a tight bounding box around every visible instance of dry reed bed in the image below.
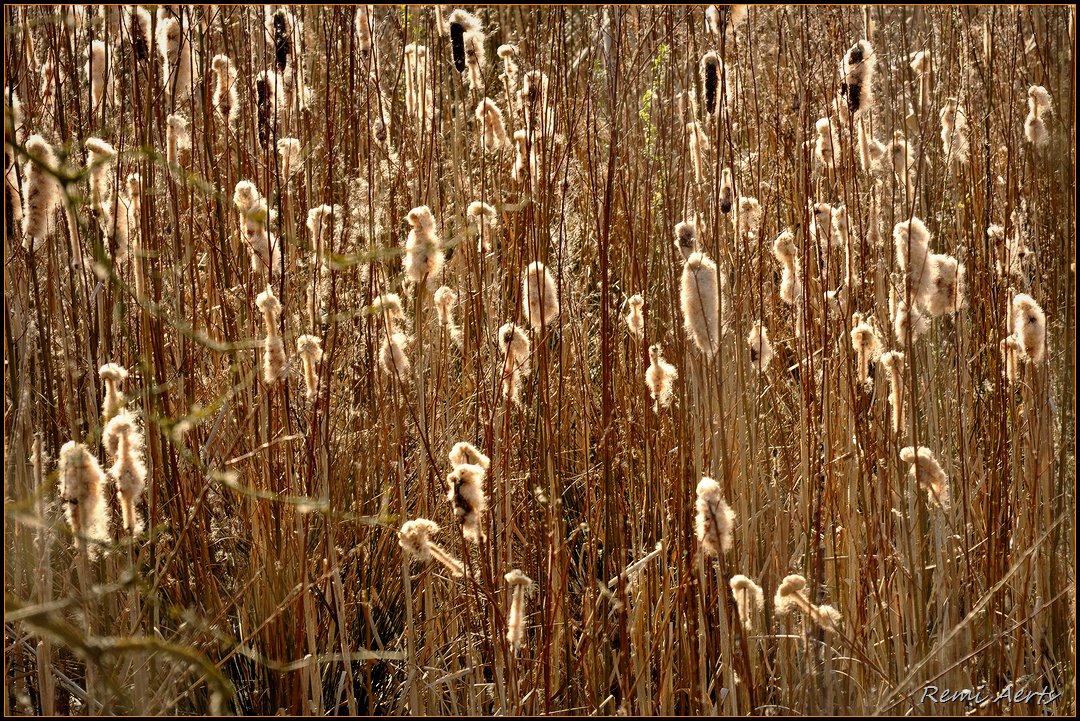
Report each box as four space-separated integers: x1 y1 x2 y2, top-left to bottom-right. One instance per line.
3 5 1075 716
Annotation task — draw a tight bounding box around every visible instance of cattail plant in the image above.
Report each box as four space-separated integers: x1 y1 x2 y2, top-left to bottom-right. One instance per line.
858 122 887 173
695 477 735 554
719 167 734 213
1000 336 1021 385
888 130 915 201
674 218 699 259
940 98 969 164
850 312 882 387
446 463 487 542
701 51 722 116
166 113 191 166
810 202 834 253
498 322 531 407
403 206 444 286
467 201 498 252
830 204 850 255
773 230 802 304
125 5 152 62
211 55 240 127
475 98 509 151
686 121 708 183
295 335 322 400
449 442 490 471
1024 85 1052 146
379 331 412 383
127 173 144 294
1011 293 1046 363
893 217 933 306
910 50 931 110
158 11 193 104
840 40 875 117
403 44 431 121
990 223 1030 281
814 117 838 171
462 16 487 90
84 137 115 213
505 569 533 652
306 204 333 271
523 261 560 330
448 10 479 73
748 322 773 373
58 441 110 555
21 134 60 250
277 138 301 182
399 519 463 577
371 293 408 330
256 285 287 385
512 129 533 183
705 5 721 35
497 44 519 106
737 196 761 238
773 574 842 631
880 351 905 433
681 252 720 356
355 6 373 56
729 575 764 631
98 363 128 419
520 70 553 139
624 294 645 340
433 286 463 347
103 413 146 534
899 446 950 509
87 40 111 113
924 254 966 316
890 288 929 347
646 343 677 410
234 181 280 273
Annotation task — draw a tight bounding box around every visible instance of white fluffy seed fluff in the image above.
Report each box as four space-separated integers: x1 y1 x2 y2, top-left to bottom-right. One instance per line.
737 196 761 238
773 574 809 616
729 575 765 631
85 137 116 214
888 130 915 201
307 204 333 264
940 98 969 164
1024 85 1052 147
815 117 837 170
625 295 645 340
476 98 509 151
674 218 699 260
403 205 444 285
1000 336 1021 385
830 205 850 252
126 6 152 62
840 39 875 117
880 351 905 434
646 343 677 410
58 441 109 555
98 363 128 419
850 312 882 387
498 322 531 407
505 569 533 652
166 113 191 166
88 40 111 112
467 201 498 252
910 50 932 109
103 413 146 534
211 55 240 126
449 441 490 471
277 137 301 179
772 230 803 305
256 285 287 384
900 446 950 509
893 217 933 307
810 202 833 252
695 477 735 554
447 463 487 542
370 293 407 331
296 335 323 400
399 518 464 577
159 15 193 104
1011 293 1046 363
379 331 412 382
719 167 735 213
687 121 708 183
520 70 553 139
748 322 773 373
355 6 373 55
681 252 720 357
890 291 929 348
433 286 463 347
924 254 966 316
235 182 280 274
523 261 560 330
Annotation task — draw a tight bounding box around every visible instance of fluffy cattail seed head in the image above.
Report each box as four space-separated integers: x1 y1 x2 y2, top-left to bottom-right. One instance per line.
880 351 905 433
900 446 950 509
476 98 509 151
99 363 129 419
103 413 146 534
681 252 720 357
1011 293 1046 363
646 343 677 410
748 322 773 373
940 98 969 164
449 442 489 471
58 441 109 555
719 167 734 213
404 206 444 285
296 335 323 400
505 568 533 652
498 322 531 406
379 331 412 382
695 477 735 554
523 261 560 330
433 286 463 347
893 217 933 306
625 294 645 340
1024 85 1053 146
446 463 487 542
729 575 765 631
399 518 463 577
774 574 809 616
674 218 699 260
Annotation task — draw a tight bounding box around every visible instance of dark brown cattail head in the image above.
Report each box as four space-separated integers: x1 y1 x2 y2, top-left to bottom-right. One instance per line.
701 51 720 115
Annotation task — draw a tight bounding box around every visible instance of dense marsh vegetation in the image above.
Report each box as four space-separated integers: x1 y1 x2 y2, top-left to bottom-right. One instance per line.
4 4 1075 715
